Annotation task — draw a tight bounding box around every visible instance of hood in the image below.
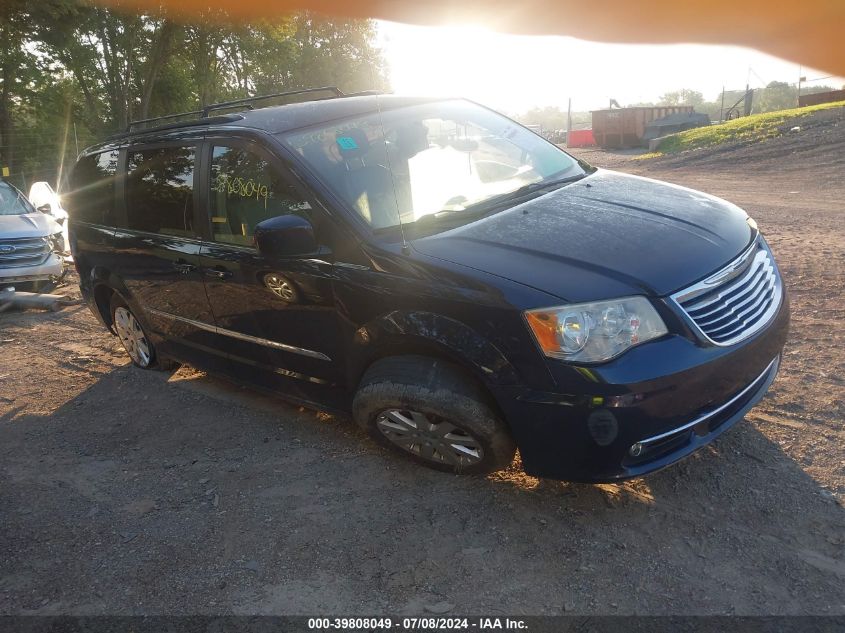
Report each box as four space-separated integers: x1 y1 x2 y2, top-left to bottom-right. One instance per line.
411 169 755 301
0 212 62 239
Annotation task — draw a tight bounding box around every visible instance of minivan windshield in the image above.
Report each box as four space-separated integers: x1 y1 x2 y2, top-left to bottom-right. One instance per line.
0 182 35 216
282 99 584 230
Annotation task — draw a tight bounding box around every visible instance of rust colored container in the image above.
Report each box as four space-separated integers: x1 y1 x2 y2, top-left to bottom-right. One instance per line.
591 106 694 148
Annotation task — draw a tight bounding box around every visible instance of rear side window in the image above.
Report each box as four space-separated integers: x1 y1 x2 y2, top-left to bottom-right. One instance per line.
126 146 195 236
67 150 118 224
209 145 311 246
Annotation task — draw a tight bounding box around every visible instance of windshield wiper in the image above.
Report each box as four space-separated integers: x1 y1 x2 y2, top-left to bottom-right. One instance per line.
413 208 466 225
462 172 588 216
410 172 588 228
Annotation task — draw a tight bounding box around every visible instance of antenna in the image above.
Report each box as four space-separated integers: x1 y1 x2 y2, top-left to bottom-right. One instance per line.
374 95 410 253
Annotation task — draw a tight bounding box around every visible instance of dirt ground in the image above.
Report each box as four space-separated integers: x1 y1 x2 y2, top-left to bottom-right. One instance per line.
1 118 844 615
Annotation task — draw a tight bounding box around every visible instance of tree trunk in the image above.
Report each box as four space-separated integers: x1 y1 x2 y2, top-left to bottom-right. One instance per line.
0 18 18 177
139 19 179 120
0 61 14 176
192 26 219 107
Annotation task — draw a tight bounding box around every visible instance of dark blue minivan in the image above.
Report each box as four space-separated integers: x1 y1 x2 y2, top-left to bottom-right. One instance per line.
66 89 788 481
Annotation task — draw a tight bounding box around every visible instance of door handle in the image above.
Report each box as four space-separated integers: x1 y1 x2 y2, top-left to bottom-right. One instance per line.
204 267 232 280
173 260 197 274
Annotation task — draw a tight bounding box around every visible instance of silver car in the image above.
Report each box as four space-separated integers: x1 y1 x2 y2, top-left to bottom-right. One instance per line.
0 181 66 289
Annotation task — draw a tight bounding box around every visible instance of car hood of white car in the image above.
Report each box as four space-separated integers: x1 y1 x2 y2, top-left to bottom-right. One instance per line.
0 212 62 239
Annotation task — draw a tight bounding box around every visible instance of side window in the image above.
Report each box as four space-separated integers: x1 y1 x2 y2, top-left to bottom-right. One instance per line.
209 145 311 246
66 150 118 224
126 146 195 236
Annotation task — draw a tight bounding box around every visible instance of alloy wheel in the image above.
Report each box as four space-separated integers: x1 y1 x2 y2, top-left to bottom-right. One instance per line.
264 274 296 301
114 306 152 367
375 409 484 466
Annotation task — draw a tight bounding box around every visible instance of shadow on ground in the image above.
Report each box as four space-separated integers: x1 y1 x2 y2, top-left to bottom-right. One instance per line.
1 364 843 616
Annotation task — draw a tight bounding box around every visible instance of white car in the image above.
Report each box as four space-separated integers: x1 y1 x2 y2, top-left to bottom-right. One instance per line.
29 181 71 252
0 180 66 289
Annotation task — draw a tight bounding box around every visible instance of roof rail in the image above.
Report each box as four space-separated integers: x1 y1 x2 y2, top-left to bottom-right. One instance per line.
115 114 245 139
127 109 203 133
201 86 344 118
125 86 345 134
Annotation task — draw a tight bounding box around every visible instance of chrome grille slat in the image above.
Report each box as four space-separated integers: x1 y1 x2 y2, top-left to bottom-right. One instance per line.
0 236 47 245
672 240 782 347
710 294 775 341
0 243 47 252
696 271 773 328
0 236 50 268
713 275 775 329
685 259 764 314
683 253 759 312
731 278 775 319
693 271 769 325
698 308 742 330
0 257 50 268
689 263 768 312
0 251 49 261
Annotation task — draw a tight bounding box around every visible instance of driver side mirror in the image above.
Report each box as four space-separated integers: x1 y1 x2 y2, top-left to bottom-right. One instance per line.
254 214 318 258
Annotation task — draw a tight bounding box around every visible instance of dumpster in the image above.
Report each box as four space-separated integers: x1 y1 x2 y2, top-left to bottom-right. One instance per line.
592 106 695 148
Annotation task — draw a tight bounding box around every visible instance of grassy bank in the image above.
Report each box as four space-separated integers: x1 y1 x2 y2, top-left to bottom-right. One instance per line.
640 100 845 158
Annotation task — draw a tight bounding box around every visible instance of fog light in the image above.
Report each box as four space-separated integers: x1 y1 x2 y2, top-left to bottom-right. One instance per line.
629 442 643 457
587 409 618 446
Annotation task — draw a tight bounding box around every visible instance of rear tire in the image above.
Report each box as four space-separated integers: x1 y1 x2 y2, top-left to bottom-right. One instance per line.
109 295 176 371
353 355 516 474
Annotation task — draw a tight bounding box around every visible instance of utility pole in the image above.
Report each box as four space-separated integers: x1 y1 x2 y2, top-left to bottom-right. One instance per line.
73 122 79 156
566 97 572 146
744 83 752 117
720 86 725 123
797 66 806 107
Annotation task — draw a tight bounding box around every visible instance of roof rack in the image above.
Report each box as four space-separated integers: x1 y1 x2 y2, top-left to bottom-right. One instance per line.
113 114 245 139
125 86 346 134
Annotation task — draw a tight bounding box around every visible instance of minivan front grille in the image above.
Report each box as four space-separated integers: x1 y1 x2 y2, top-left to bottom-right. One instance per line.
672 240 782 346
0 236 51 269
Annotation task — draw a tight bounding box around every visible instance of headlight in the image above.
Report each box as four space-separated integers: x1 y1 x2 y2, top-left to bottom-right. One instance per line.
525 296 668 363
48 232 65 253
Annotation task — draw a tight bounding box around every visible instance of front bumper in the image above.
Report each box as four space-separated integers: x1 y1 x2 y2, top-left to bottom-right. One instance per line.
493 290 789 482
0 253 64 285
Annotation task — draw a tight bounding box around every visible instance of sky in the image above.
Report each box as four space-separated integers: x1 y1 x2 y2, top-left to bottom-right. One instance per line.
376 21 843 114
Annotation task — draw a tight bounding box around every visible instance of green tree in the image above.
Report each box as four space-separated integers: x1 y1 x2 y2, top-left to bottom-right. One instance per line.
185 13 231 107
515 106 592 133
0 0 46 176
658 89 705 107
756 81 795 112
1 0 389 189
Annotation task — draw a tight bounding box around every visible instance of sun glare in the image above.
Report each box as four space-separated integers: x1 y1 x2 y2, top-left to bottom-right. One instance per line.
378 20 842 114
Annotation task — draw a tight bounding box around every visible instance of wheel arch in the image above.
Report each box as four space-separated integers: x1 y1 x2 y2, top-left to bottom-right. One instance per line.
88 267 140 334
349 310 519 387
347 311 522 425
93 283 116 330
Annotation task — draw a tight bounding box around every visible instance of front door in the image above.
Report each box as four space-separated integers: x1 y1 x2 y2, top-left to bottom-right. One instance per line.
197 139 345 403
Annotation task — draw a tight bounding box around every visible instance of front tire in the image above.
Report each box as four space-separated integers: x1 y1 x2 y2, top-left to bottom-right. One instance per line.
352 356 516 474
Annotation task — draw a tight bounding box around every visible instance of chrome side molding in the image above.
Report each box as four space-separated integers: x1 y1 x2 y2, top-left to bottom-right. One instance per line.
146 308 331 361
